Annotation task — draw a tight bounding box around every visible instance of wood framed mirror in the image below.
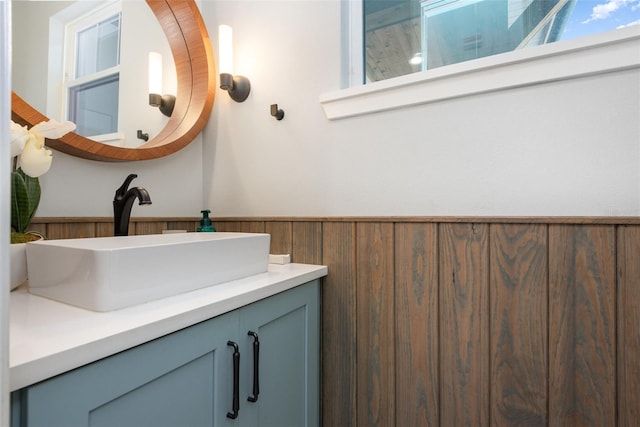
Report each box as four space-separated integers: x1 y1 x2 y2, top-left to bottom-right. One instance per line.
11 0 216 162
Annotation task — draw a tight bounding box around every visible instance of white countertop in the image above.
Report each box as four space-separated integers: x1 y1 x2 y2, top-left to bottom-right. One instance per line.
10 263 327 391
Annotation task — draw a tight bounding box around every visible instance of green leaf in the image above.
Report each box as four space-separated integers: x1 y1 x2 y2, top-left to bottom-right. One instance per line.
11 168 41 234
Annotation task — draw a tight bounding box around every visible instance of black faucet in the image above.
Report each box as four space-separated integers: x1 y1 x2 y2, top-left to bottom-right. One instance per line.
113 174 152 236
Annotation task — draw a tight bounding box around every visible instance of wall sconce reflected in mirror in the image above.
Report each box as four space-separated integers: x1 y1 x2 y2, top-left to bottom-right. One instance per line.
218 25 251 103
148 52 175 117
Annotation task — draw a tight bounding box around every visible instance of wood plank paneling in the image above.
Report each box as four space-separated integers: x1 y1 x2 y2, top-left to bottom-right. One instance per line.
26 216 636 427
356 223 395 427
490 224 548 426
265 221 293 255
549 225 616 426
165 220 197 232
96 223 113 237
134 221 166 235
617 225 640 426
321 222 357 427
292 222 322 264
215 221 265 233
394 223 439 427
46 223 96 240
439 223 490 427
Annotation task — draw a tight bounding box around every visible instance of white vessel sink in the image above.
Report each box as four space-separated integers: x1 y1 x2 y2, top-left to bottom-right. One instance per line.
26 232 271 311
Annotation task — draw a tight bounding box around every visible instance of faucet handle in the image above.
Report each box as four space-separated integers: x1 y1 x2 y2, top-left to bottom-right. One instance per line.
115 174 138 199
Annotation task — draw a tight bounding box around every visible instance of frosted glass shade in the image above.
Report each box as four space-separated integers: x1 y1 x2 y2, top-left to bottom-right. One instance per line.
218 25 234 75
148 52 163 94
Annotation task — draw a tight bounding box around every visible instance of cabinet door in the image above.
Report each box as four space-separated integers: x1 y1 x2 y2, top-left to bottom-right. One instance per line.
21 310 239 427
239 280 320 427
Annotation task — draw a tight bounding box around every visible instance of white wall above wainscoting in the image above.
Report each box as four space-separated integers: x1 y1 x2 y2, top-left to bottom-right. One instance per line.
201 1 640 217
11 0 640 219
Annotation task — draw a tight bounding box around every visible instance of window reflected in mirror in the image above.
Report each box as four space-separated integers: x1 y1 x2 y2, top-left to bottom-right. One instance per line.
12 0 174 149
67 4 122 138
68 74 119 137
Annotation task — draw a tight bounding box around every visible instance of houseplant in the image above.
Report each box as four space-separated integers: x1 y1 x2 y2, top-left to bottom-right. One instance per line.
9 119 75 288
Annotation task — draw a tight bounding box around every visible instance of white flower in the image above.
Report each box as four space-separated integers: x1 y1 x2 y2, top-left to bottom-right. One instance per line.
19 132 53 178
31 119 76 140
10 119 76 178
10 121 29 158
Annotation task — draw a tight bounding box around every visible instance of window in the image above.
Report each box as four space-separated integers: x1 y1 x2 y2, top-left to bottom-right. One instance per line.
320 0 638 120
363 0 640 84
64 3 121 137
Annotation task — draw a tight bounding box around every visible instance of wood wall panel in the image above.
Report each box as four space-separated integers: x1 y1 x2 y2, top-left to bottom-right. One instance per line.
490 224 548 426
134 221 167 236
292 222 323 264
549 225 616 426
321 222 357 427
165 220 197 232
46 222 96 240
356 223 395 427
394 223 439 427
617 225 640 426
96 223 113 237
28 216 638 427
215 221 265 233
265 221 293 255
439 223 490 427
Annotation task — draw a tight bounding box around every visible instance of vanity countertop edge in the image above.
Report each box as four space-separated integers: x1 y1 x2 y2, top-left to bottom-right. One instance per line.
10 263 327 391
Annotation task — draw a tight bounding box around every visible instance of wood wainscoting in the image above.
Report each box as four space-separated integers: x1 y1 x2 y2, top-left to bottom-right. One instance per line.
30 217 640 427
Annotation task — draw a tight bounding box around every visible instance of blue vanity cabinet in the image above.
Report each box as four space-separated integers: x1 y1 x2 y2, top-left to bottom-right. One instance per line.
13 310 239 427
239 280 320 427
11 280 320 427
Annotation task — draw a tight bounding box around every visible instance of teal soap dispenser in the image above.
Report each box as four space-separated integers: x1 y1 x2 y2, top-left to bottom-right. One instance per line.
197 209 216 232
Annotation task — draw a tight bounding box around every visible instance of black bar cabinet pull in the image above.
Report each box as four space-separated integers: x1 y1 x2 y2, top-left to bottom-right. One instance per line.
226 341 240 419
247 331 260 402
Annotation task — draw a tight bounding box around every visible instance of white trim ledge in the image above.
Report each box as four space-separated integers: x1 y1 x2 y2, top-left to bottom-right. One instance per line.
319 27 640 120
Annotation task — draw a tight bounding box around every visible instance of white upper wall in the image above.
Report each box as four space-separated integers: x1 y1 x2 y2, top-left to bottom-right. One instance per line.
202 0 640 217
10 0 639 218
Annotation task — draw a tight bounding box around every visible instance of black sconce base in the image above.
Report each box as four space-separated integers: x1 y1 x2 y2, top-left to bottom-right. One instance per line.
220 73 251 103
149 93 176 117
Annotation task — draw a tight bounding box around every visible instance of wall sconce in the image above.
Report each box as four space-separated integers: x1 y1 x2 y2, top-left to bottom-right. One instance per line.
148 52 175 117
218 25 251 103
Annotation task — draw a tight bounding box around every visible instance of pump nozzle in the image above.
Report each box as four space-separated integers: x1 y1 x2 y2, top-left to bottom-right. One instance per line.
197 209 216 232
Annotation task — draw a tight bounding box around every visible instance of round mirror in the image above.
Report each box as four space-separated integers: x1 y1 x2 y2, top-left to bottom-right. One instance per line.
11 0 216 162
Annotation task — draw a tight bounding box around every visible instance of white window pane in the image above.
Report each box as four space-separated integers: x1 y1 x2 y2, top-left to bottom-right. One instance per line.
75 13 120 78
423 0 510 70
97 15 120 71
362 0 638 84
76 25 98 78
68 75 119 137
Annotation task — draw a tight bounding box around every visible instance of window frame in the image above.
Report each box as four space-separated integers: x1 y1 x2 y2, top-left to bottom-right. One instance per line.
320 6 640 120
62 1 122 138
